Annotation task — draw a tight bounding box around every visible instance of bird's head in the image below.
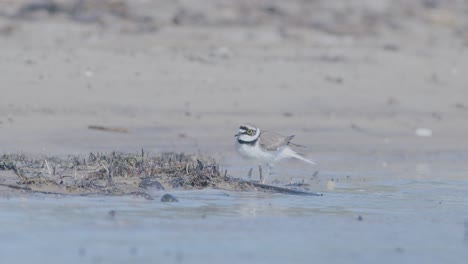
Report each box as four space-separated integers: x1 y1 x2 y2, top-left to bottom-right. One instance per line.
235 123 260 142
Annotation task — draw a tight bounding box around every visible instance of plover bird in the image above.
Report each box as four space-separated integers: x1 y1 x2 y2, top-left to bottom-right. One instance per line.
234 123 315 183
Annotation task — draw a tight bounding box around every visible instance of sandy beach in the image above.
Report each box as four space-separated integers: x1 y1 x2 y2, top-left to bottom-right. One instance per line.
1 0 467 155
0 0 468 263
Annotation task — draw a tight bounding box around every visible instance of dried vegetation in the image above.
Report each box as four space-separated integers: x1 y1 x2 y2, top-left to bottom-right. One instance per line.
0 152 320 199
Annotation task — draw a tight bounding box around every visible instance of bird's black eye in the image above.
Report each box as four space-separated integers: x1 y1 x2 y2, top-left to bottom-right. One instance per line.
247 129 254 135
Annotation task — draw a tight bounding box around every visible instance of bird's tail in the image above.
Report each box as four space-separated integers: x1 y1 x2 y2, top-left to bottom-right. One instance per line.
282 148 316 165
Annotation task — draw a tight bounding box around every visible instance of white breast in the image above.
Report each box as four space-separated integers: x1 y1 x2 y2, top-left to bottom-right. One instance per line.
235 141 278 164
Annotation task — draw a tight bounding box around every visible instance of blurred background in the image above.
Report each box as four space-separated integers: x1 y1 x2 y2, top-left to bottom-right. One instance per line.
0 0 467 178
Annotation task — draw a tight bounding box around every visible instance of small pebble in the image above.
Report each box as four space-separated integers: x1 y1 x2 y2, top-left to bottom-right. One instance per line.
84 69 94 77
395 247 405 253
211 46 232 59
415 128 432 137
139 178 165 190
454 103 465 109
108 210 116 218
161 193 178 202
326 179 335 191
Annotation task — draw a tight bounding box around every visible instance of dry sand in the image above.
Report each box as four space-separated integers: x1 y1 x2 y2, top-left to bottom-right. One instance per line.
0 0 467 179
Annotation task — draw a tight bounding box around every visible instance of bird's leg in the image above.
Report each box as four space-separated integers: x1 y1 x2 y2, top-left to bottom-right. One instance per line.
258 165 263 183
247 168 253 179
260 164 273 184
267 163 273 173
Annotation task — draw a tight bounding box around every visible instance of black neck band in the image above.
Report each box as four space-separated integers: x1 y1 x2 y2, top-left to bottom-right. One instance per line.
237 138 258 146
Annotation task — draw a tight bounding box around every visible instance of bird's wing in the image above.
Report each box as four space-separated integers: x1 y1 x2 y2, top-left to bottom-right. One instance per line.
259 131 294 151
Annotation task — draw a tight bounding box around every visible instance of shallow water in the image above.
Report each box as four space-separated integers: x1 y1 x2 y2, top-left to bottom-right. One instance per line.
1 174 467 264
1 127 468 263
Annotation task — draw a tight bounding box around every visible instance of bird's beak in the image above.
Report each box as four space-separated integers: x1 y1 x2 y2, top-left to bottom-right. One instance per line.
234 132 240 137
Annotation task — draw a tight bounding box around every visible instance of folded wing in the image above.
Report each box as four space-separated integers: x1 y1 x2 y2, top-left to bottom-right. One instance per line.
259 131 295 151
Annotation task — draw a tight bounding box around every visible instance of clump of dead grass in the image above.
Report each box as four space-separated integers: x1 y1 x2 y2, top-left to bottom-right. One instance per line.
0 152 232 197
0 152 320 198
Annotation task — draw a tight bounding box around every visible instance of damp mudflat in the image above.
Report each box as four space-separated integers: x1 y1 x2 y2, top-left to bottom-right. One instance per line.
0 151 467 264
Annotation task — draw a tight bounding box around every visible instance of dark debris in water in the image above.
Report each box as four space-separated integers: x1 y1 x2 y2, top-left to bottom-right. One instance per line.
0 152 321 198
161 193 178 202
464 220 468 244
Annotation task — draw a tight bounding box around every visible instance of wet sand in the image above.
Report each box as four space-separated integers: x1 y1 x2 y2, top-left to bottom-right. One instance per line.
0 0 468 263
